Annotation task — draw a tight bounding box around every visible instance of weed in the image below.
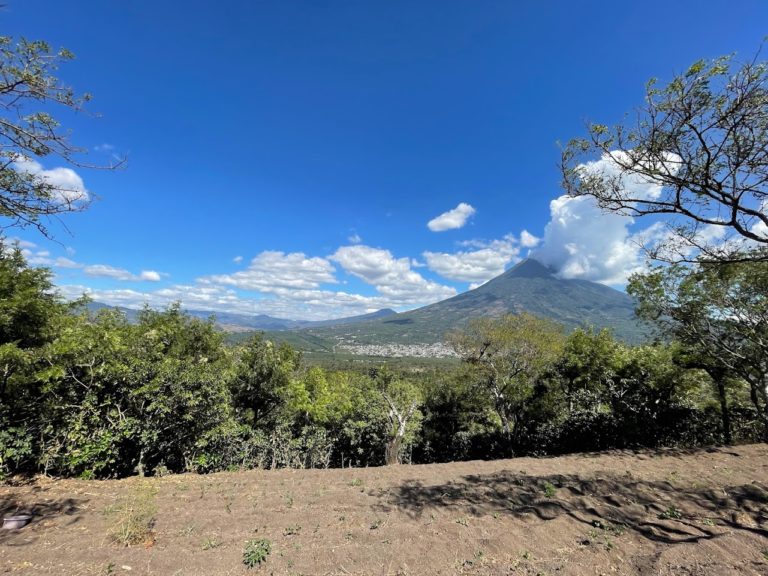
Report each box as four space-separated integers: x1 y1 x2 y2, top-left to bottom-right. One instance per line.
455 516 469 527
106 482 157 547
283 525 302 536
224 494 235 514
591 519 626 536
542 481 557 498
370 518 383 530
202 537 221 550
349 478 363 487
179 524 196 537
284 493 294 508
658 506 683 520
243 538 271 569
521 550 532 560
701 518 716 526
761 548 768 561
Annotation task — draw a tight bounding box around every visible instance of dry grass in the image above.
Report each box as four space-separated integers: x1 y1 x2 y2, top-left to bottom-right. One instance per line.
105 480 157 546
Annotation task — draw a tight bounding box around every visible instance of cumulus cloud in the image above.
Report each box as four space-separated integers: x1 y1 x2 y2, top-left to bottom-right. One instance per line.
530 150 760 283
202 251 337 292
423 234 521 283
331 245 457 303
530 151 690 285
427 202 476 232
54 257 81 269
519 230 540 248
576 150 681 205
83 264 162 282
12 155 89 206
56 279 431 321
532 195 642 285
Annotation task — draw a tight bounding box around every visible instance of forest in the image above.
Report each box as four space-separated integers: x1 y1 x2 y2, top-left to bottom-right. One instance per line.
1 241 765 480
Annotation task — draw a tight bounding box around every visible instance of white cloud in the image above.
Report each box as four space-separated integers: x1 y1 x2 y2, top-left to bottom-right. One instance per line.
348 232 362 244
12 155 89 206
427 202 476 232
423 234 521 283
56 280 424 321
531 151 687 285
330 245 457 303
83 264 162 282
576 150 681 205
202 251 337 292
233 255 243 264
519 230 540 248
54 257 81 269
533 194 643 285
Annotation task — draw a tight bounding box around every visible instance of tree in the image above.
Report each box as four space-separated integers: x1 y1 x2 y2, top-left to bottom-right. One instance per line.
552 328 619 414
230 334 301 428
448 314 565 438
561 51 768 263
0 241 67 477
0 36 121 236
628 259 768 440
370 367 422 465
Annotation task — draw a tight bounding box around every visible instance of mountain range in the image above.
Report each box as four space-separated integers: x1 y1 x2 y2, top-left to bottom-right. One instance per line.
85 301 397 332
290 258 647 347
88 258 648 352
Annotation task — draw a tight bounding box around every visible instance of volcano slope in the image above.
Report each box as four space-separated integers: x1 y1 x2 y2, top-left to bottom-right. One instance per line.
296 259 650 349
1 444 767 575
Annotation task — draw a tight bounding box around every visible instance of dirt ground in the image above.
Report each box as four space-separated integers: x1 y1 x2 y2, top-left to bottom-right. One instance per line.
1 444 767 576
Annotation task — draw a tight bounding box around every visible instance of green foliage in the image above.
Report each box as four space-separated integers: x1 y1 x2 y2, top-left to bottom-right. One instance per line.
230 334 300 427
0 426 33 480
629 259 768 439
449 313 565 438
658 506 683 520
542 481 557 498
243 538 271 569
0 240 763 480
552 328 619 413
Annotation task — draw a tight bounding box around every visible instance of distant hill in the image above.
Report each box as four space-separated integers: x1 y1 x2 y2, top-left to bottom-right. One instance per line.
294 259 648 346
84 301 397 332
86 259 648 353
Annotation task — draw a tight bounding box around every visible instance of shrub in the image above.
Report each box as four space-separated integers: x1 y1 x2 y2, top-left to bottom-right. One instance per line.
243 538 271 569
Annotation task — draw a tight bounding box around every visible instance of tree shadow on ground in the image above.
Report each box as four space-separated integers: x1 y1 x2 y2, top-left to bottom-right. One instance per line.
0 486 86 546
374 468 768 545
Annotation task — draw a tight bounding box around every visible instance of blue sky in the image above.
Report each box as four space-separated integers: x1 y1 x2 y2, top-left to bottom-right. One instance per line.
5 1 768 319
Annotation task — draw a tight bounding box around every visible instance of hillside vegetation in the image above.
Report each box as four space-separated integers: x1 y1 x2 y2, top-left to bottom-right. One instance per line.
2 243 765 481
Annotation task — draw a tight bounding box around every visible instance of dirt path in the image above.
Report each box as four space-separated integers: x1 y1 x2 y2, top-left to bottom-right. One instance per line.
2 444 767 575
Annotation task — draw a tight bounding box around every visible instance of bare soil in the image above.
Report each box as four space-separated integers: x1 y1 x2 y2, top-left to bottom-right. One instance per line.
1 444 767 575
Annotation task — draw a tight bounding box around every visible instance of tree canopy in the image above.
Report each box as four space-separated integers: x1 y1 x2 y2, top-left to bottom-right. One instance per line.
0 36 121 236
561 50 768 263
